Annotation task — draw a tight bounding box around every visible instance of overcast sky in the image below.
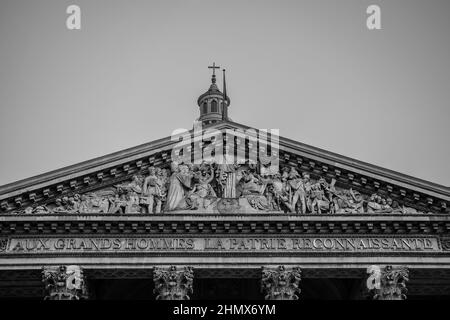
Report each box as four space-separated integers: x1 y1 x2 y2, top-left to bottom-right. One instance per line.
0 0 449 187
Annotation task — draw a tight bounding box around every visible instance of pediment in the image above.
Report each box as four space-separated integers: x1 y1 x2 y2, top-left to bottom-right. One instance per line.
0 121 448 215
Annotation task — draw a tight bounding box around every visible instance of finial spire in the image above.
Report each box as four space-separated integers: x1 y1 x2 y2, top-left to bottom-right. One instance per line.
208 62 220 84
222 68 228 121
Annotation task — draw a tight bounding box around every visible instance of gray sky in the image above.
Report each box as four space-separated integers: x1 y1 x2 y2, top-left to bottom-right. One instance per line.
0 0 449 187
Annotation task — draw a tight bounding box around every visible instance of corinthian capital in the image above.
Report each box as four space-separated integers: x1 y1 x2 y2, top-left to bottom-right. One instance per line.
42 265 88 300
366 265 409 300
261 266 302 300
153 266 194 300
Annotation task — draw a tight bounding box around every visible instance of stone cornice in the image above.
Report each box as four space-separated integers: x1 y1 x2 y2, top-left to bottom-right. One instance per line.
0 214 449 235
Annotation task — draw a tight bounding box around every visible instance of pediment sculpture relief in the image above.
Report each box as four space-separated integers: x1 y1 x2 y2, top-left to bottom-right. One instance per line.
13 161 430 215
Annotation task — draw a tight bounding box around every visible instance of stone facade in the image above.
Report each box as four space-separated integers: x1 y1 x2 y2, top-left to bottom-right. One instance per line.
0 69 449 299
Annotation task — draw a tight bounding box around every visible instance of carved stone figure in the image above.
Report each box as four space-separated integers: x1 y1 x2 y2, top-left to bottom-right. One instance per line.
188 165 217 209
165 163 194 211
42 265 88 300
107 194 125 214
216 198 241 213
260 173 283 211
78 194 90 213
53 198 66 213
142 167 164 213
367 194 383 212
117 175 142 213
18 162 431 216
217 152 240 198
237 170 269 211
157 167 170 198
261 266 302 300
33 205 50 214
267 172 293 212
387 198 402 213
69 194 81 212
402 206 418 214
153 266 194 300
23 206 33 214
283 168 307 213
366 265 409 300
310 178 330 214
238 171 264 195
335 188 364 213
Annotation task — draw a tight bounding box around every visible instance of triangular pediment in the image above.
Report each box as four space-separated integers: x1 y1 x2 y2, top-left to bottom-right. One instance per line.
0 120 448 215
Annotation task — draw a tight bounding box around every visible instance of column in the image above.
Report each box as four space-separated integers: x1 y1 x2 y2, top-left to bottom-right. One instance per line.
261 266 302 300
42 265 89 300
366 265 409 300
153 266 194 300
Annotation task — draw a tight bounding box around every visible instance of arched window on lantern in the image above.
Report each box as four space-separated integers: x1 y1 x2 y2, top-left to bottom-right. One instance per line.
211 100 218 112
202 102 208 114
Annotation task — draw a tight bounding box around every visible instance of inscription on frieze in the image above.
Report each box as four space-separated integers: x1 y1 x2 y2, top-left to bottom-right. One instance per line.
1 236 441 254
0 238 8 252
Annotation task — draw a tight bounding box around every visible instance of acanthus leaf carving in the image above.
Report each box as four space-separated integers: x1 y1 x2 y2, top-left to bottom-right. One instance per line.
42 265 88 300
153 266 194 300
366 265 409 300
261 266 301 300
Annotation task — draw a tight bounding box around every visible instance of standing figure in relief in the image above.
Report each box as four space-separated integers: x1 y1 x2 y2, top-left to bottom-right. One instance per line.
284 168 307 214
216 146 240 198
142 167 164 213
164 162 194 211
302 172 313 212
310 178 330 214
128 175 143 208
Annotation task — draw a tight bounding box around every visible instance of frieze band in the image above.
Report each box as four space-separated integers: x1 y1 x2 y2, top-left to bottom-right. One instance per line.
1 236 441 254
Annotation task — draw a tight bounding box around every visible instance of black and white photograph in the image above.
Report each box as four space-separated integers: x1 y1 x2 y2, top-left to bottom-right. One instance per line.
0 0 449 310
